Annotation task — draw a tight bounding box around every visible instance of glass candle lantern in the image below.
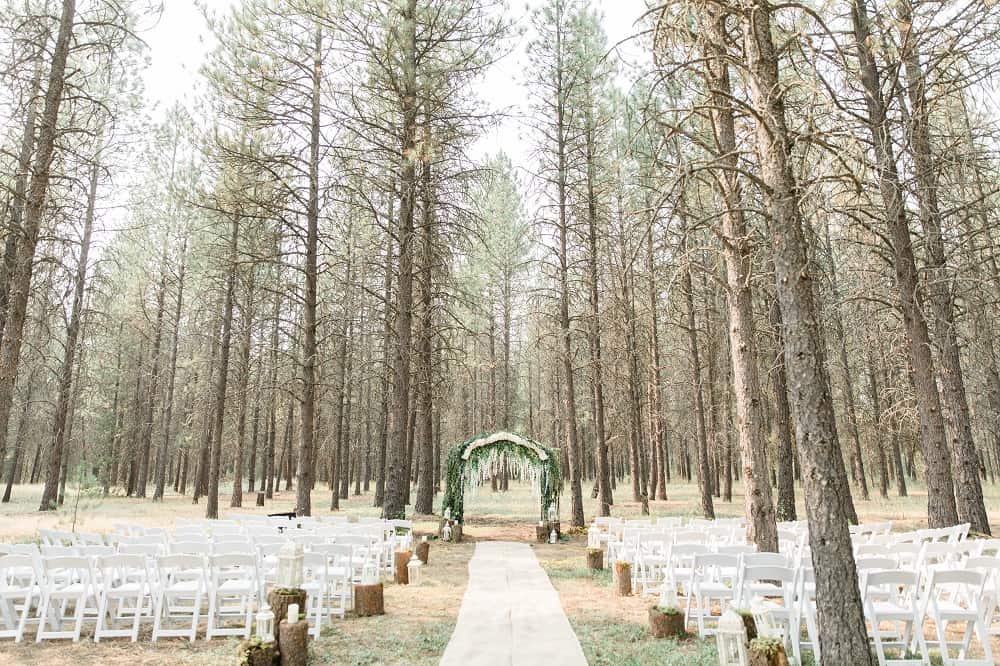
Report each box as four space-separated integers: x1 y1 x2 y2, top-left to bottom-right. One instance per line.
444 507 451 521
361 561 379 586
442 524 453 542
255 605 275 641
587 526 600 549
407 552 423 585
658 579 678 609
715 609 749 666
548 528 557 544
277 541 304 589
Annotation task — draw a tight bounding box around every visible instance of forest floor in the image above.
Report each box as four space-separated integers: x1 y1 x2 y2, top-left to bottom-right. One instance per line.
0 480 997 664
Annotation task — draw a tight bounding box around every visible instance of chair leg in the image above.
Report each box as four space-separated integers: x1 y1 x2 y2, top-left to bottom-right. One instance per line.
95 594 108 642
151 591 163 642
190 590 201 642
35 594 50 643
72 594 85 642
15 592 31 643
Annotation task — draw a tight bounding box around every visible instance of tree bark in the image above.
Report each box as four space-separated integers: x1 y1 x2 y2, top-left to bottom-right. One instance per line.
0 0 76 488
850 0 958 527
740 0 871 660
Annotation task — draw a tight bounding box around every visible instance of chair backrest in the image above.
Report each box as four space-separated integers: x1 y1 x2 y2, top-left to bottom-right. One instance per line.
213 541 252 555
740 565 796 607
157 554 207 583
312 543 352 564
864 570 919 608
925 568 985 608
717 544 756 556
119 543 161 558
694 553 739 583
41 545 78 557
855 556 898 573
975 539 1000 558
42 556 94 587
656 517 684 529
210 553 257 577
854 543 892 558
302 552 327 584
673 530 707 545
741 552 788 568
0 554 38 590
170 541 212 555
98 554 150 589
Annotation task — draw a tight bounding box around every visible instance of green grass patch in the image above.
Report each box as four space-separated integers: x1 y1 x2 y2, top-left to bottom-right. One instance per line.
569 613 718 666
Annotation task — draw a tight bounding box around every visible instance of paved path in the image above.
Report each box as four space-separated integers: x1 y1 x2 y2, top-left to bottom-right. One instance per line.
440 541 588 666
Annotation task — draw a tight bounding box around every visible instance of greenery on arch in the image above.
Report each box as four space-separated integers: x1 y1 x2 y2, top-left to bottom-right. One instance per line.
441 431 561 524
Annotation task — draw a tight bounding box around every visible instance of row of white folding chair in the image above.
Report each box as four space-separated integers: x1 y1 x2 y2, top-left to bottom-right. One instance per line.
864 568 994 666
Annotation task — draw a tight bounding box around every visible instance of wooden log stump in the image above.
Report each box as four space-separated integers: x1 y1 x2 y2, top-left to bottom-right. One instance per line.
277 619 309 666
415 540 430 564
535 523 549 543
551 520 561 538
749 638 790 666
354 582 384 617
238 639 279 666
613 560 632 596
452 524 463 543
648 606 686 639
255 491 265 507
739 610 758 640
266 588 307 652
586 548 603 570
394 550 412 584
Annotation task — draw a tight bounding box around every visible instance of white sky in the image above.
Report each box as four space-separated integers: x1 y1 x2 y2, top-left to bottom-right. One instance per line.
139 0 652 174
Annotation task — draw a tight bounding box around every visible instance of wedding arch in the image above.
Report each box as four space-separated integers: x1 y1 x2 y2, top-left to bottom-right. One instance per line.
441 430 561 524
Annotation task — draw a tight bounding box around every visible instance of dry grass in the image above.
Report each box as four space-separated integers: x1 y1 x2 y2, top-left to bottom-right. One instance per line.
0 478 998 664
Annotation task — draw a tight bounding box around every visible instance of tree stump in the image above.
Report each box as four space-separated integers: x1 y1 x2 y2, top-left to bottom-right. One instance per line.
394 550 411 584
277 619 309 666
452 524 463 542
648 607 686 639
749 638 790 666
266 588 307 652
415 540 430 564
354 582 384 617
586 548 603 570
256 491 265 507
238 639 279 666
613 561 632 596
739 611 758 640
536 524 549 543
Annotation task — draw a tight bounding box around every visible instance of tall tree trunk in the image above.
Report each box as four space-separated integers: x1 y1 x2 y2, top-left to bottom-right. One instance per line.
679 205 714 520
205 214 239 520
851 0 958 527
231 271 255 508
154 235 187 500
740 0 871 660
584 112 613 516
384 0 417 520
645 227 668 499
0 0 76 483
296 25 322 517
703 16 776 548
414 153 435 515
896 7 989 534
769 296 797 521
40 129 95 511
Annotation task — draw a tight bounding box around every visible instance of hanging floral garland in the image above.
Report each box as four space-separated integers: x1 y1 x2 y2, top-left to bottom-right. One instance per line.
441 431 561 524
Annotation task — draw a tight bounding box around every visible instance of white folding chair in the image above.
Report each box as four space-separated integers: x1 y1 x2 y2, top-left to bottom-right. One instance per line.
0 554 38 642
206 554 257 639
152 554 206 642
738 565 797 656
918 569 993 665
301 552 326 638
688 553 739 636
863 569 922 666
169 541 211 557
964 556 1000 635
667 543 708 599
36 556 98 642
94 554 152 642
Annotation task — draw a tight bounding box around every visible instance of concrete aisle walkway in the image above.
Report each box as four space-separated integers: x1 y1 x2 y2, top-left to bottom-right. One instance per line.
440 541 588 666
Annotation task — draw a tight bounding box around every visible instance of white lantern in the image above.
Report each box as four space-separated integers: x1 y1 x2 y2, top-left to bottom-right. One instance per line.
658 579 678 609
361 561 379 586
277 541 304 589
715 609 749 666
587 526 600 549
444 506 452 520
442 523 453 542
407 552 423 586
548 528 557 544
547 503 557 523
255 605 275 641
